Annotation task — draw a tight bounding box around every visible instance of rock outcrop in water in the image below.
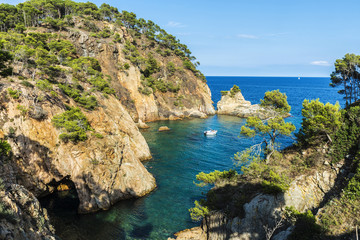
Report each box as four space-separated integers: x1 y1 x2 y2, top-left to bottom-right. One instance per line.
217 87 286 119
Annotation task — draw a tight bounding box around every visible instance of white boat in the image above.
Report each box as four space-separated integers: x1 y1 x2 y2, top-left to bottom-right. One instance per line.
204 130 217 136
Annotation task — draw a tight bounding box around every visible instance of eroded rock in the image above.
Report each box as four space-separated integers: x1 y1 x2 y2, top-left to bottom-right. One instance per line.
158 126 170 132
0 184 56 240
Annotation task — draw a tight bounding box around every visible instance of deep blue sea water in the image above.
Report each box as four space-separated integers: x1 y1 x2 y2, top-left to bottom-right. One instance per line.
41 77 344 240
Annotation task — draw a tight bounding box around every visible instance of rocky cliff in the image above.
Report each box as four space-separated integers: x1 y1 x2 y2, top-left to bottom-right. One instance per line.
172 160 344 240
0 82 156 213
0 184 56 240
67 18 215 122
0 6 215 215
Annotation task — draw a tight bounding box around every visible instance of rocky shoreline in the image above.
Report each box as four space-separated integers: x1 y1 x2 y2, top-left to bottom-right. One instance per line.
216 87 289 119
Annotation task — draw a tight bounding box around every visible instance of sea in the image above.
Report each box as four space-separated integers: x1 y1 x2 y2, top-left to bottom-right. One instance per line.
40 76 344 240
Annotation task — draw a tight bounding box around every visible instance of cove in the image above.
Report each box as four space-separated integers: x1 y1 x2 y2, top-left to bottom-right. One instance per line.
41 77 344 240
41 115 254 239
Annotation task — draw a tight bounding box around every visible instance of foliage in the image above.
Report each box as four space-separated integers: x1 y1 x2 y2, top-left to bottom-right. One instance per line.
166 61 176 75
220 91 228 96
189 200 209 222
240 90 295 161
238 154 290 194
240 116 295 161
261 169 290 194
88 76 115 94
52 107 92 142
195 169 237 187
16 104 28 116
0 0 205 101
7 88 20 99
36 79 52 91
123 63 130 70
138 86 152 95
59 84 98 110
0 139 12 160
183 59 196 72
140 76 179 94
286 207 323 240
142 53 159 77
71 57 101 75
20 80 34 88
260 90 291 113
331 105 360 162
317 152 360 234
330 53 360 106
0 42 13 77
296 99 341 145
229 85 241 97
91 27 112 38
92 133 104 139
344 162 360 200
0 202 17 224
123 40 144 66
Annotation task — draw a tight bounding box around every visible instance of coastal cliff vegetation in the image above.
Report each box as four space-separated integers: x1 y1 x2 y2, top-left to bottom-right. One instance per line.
190 79 360 239
0 0 215 237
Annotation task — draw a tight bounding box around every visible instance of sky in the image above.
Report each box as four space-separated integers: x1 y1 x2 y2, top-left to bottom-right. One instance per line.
2 0 360 77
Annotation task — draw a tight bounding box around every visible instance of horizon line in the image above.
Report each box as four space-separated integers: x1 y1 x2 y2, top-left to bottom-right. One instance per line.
205 75 330 78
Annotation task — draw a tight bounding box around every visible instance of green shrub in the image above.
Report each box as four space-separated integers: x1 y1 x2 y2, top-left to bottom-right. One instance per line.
166 62 176 75
331 105 360 162
195 169 237 187
59 84 98 110
221 91 228 96
113 33 122 43
16 104 28 116
167 82 180 93
88 76 115 94
0 140 12 160
260 89 291 113
7 88 20 99
20 80 34 88
138 86 152 95
189 200 209 222
183 59 196 72
142 53 159 77
36 79 53 91
123 63 130 70
0 202 17 224
229 85 241 97
261 170 290 194
52 108 92 142
93 133 104 139
296 99 341 146
286 207 323 240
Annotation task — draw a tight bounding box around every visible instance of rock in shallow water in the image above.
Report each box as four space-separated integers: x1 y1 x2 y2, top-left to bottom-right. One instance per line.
158 126 171 131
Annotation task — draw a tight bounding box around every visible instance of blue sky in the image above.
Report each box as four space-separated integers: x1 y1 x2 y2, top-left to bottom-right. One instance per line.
3 0 360 77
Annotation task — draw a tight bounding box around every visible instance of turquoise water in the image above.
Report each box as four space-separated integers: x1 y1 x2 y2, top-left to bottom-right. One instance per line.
41 77 344 240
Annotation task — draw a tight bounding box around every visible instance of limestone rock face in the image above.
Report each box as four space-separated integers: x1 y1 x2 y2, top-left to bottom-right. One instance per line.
217 92 279 119
173 165 342 240
67 21 215 123
0 184 56 240
0 84 156 213
168 227 206 240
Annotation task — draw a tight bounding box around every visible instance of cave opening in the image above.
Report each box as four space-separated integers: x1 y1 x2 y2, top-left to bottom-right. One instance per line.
39 176 80 216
